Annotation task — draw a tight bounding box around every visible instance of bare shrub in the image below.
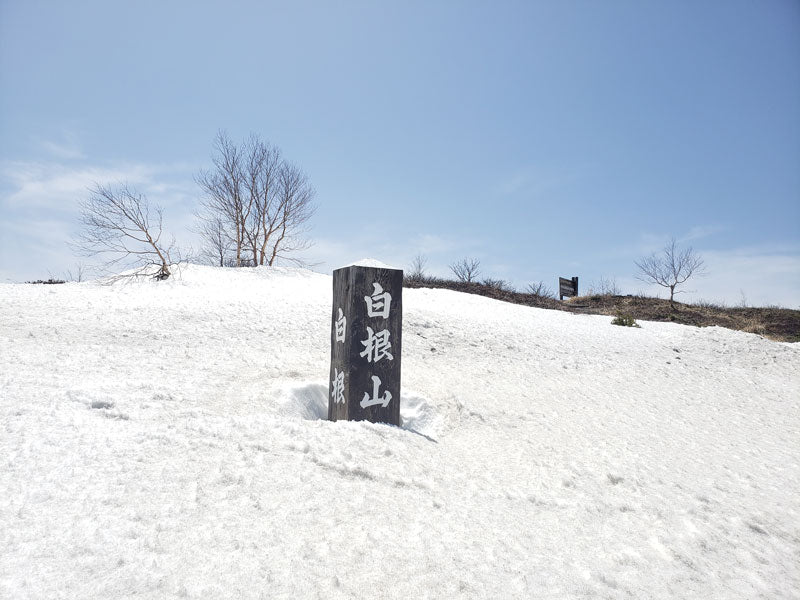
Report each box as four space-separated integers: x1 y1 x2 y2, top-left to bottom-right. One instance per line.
587 276 621 296
407 253 429 283
526 281 555 299
694 298 727 310
450 258 481 283
482 277 513 292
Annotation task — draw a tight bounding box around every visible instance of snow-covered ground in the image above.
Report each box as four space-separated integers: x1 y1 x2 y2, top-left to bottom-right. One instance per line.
1 265 798 599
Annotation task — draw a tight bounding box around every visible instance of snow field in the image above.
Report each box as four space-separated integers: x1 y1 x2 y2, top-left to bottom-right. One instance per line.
1 265 799 599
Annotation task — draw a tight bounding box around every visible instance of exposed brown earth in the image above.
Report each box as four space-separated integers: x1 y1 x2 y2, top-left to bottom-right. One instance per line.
404 278 800 343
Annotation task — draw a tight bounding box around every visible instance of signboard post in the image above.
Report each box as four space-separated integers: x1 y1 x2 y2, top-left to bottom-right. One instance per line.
559 276 579 300
328 265 403 425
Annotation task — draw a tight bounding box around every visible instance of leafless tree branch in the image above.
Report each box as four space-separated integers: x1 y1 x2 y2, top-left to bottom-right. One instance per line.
635 237 705 308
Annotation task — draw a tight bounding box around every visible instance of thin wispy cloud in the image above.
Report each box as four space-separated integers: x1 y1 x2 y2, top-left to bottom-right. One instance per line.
2 161 158 210
497 172 530 196
0 157 200 282
302 232 483 276
1 158 199 212
34 128 88 161
680 225 725 243
582 226 723 264
634 225 723 255
495 165 583 199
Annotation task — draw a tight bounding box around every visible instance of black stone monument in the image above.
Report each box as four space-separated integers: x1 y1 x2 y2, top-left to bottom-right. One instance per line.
328 265 403 425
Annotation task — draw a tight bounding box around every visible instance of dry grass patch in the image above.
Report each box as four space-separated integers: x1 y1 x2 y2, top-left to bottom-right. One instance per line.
405 276 799 342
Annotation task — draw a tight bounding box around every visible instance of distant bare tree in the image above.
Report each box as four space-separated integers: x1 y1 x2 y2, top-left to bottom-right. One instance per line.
450 257 481 283
65 262 87 283
635 237 704 307
587 276 621 296
526 281 555 299
196 131 316 267
407 253 429 283
196 215 232 267
737 289 749 309
196 132 248 267
75 183 177 280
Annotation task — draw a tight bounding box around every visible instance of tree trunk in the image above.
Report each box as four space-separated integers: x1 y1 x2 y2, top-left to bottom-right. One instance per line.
268 221 287 266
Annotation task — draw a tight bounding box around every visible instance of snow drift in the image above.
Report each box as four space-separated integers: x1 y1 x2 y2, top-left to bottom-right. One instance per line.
1 265 798 599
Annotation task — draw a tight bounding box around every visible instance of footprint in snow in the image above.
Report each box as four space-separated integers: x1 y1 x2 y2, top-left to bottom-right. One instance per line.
747 522 768 535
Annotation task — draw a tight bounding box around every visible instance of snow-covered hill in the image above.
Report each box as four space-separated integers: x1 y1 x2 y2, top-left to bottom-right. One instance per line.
1 265 798 599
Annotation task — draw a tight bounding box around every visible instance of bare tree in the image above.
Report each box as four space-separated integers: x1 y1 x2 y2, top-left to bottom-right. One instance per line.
635 237 704 307
407 253 429 283
526 281 555 299
65 262 87 283
196 131 316 267
196 132 249 267
265 162 316 266
450 257 481 282
75 183 177 280
196 214 232 267
587 276 621 296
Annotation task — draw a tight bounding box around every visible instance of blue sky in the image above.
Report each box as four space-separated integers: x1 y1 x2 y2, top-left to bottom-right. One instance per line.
1 0 798 306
